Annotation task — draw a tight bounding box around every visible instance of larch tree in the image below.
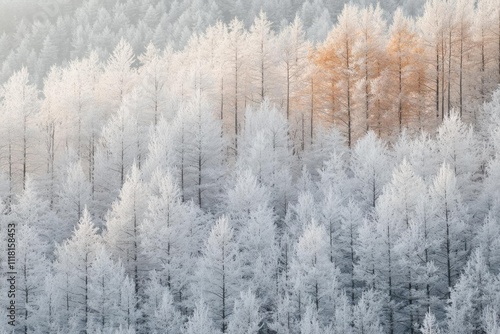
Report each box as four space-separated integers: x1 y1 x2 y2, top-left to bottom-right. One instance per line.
87 246 127 333
387 9 426 133
351 131 392 211
53 208 101 333
195 216 239 333
0 67 39 193
247 11 275 104
11 177 59 245
435 112 481 205
226 18 247 154
420 310 442 334
169 94 225 209
353 4 387 133
140 170 194 306
452 0 475 118
289 221 340 325
227 290 261 334
428 163 468 300
57 161 92 237
104 164 149 307
237 101 294 217
446 251 498 334
137 42 170 126
277 16 309 122
418 0 448 121
94 95 141 211
15 224 49 334
315 4 359 147
182 301 219 334
98 38 137 115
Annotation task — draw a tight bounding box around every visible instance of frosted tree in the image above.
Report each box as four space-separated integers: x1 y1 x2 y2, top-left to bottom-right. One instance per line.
160 94 225 209
182 301 219 334
474 213 500 274
60 54 100 167
195 216 239 333
140 170 194 305
0 67 39 193
149 288 182 334
290 221 340 324
353 4 387 132
337 200 363 303
315 4 359 147
435 112 481 205
236 205 278 310
39 66 66 206
98 38 137 114
446 251 498 334
105 165 149 301
387 8 426 132
351 131 392 211
94 97 141 209
247 10 275 104
420 310 442 334
137 42 170 126
31 272 63 333
277 16 309 123
482 306 500 334
57 161 92 237
226 18 247 154
88 247 127 333
225 169 271 229
227 290 261 334
429 163 468 299
351 289 385 334
11 178 59 244
53 208 101 333
15 224 49 334
299 304 322 334
238 101 294 217
365 160 426 333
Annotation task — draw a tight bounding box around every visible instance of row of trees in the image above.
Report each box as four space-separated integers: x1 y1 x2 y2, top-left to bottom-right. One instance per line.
2 0 500 199
1 85 500 333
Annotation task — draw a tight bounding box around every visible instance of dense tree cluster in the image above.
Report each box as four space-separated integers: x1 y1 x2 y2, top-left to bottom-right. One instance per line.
0 0 500 334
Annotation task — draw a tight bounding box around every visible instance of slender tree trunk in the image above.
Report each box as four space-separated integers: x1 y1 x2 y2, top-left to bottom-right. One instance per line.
387 224 393 334
23 116 27 190
310 77 314 146
286 63 290 121
436 45 440 119
234 48 239 155
441 36 446 121
346 39 352 148
447 29 452 117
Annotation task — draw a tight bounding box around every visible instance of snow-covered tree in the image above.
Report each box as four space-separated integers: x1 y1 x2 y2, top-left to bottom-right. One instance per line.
54 208 101 333
195 216 239 333
105 165 148 299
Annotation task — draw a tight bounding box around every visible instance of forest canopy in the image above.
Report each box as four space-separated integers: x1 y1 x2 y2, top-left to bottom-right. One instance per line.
0 0 500 333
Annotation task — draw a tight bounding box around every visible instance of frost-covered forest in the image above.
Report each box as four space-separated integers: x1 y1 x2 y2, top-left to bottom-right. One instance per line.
1 0 500 333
